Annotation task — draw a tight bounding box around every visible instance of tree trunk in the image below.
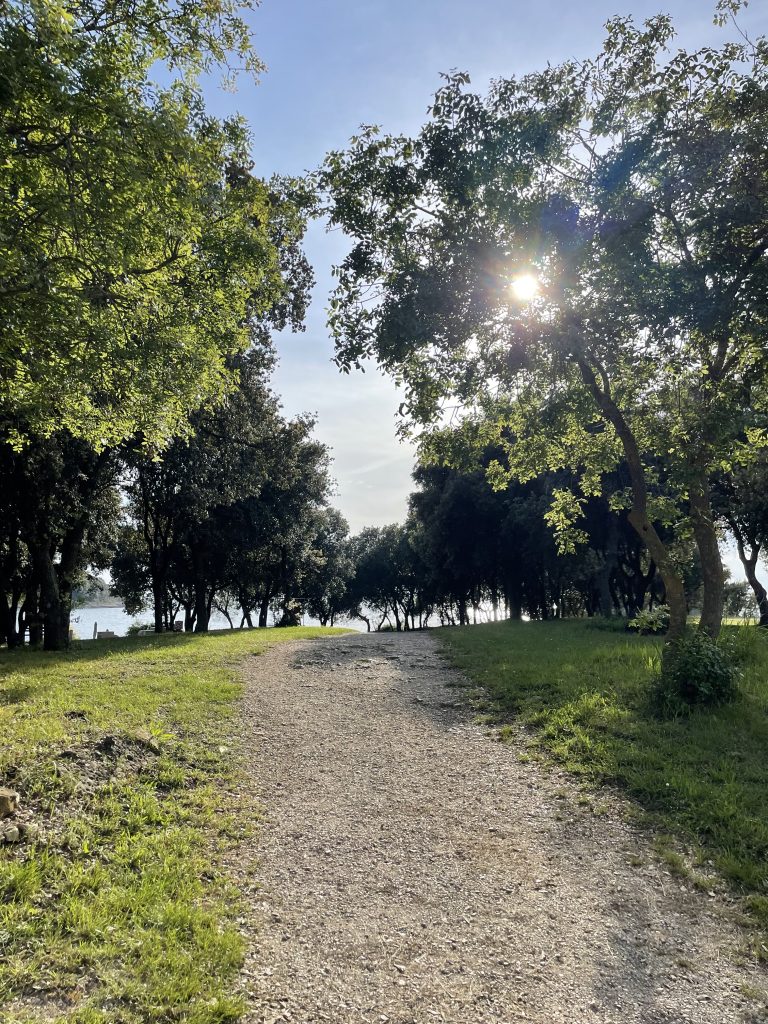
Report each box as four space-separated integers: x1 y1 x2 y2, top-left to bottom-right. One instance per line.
20 579 42 647
194 584 210 632
689 483 724 637
507 581 522 621
215 603 233 629
731 526 768 626
575 354 687 654
152 574 165 633
33 544 70 651
597 518 618 617
258 584 272 628
0 593 13 648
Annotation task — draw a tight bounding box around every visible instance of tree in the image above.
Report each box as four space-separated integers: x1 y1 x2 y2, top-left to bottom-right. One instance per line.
0 426 120 649
302 509 352 627
713 456 768 625
321 15 768 661
113 353 334 632
410 466 500 624
342 526 407 631
1 0 311 449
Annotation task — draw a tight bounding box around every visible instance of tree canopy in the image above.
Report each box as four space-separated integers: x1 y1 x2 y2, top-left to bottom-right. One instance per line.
1 0 311 449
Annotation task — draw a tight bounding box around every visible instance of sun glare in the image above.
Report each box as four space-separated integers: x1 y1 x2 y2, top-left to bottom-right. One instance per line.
510 273 540 302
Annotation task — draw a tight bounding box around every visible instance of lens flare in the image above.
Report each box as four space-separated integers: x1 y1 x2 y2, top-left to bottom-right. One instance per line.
510 273 539 302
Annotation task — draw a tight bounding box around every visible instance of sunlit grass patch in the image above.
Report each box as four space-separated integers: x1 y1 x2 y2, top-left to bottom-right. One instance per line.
440 619 768 950
0 627 346 1022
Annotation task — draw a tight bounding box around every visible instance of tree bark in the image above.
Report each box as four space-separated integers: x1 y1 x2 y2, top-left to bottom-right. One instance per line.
597 518 618 617
193 583 210 632
575 354 688 650
689 482 724 637
183 604 195 631
20 579 42 647
258 584 273 628
506 582 522 621
731 525 768 626
152 572 165 633
0 593 13 648
34 543 70 651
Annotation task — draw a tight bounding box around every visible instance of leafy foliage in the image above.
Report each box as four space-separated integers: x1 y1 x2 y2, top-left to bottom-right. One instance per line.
654 631 741 716
0 0 312 448
628 605 670 635
112 352 337 632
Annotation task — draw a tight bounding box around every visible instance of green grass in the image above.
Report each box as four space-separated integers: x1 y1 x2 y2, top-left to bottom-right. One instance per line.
440 619 768 948
0 627 346 1024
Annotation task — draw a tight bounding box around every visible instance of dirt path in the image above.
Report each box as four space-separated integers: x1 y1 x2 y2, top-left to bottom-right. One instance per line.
231 631 764 1024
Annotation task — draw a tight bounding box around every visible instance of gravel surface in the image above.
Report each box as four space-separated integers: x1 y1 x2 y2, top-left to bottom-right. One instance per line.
231 631 766 1024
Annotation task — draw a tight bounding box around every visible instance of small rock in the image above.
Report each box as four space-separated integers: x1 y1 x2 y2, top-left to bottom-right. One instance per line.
2 825 20 843
0 787 19 818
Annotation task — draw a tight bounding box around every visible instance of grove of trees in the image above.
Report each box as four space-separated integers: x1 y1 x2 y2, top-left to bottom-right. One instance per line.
0 0 318 648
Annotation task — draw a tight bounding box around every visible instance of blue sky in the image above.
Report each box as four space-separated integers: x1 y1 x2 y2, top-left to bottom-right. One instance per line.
201 0 767 583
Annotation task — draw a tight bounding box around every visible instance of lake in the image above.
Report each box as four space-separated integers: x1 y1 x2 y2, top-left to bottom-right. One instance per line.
70 606 360 638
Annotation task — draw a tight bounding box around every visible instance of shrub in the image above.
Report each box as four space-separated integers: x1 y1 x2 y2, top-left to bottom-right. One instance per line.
628 605 670 635
127 622 153 636
653 629 740 715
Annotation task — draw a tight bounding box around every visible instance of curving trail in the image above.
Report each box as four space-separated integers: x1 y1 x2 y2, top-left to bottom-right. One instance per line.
230 631 762 1024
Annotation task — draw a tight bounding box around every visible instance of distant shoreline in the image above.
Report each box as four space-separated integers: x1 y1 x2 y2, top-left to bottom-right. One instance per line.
74 600 124 610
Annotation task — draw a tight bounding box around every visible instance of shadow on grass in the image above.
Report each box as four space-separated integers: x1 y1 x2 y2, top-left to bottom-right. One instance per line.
0 683 34 705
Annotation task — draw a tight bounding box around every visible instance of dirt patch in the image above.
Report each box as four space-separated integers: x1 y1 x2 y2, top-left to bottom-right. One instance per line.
2 729 161 850
230 631 766 1024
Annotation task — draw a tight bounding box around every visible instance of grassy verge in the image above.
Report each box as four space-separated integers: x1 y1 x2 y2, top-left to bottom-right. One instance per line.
439 619 768 951
0 627 346 1024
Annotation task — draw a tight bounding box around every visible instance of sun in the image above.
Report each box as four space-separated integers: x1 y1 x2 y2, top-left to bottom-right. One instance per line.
510 273 540 302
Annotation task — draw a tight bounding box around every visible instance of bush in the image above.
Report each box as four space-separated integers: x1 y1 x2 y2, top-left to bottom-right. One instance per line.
653 629 740 715
628 605 670 635
127 622 153 636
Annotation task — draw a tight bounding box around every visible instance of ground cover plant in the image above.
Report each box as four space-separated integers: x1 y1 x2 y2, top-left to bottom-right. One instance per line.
0 627 345 1024
440 619 768 952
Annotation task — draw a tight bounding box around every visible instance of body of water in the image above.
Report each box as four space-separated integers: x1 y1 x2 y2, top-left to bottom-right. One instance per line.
71 606 360 638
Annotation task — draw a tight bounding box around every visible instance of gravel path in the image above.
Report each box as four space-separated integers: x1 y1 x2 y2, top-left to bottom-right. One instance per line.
231 631 765 1024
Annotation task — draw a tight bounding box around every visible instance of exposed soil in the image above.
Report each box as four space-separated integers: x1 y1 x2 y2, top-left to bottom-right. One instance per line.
231 631 767 1024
